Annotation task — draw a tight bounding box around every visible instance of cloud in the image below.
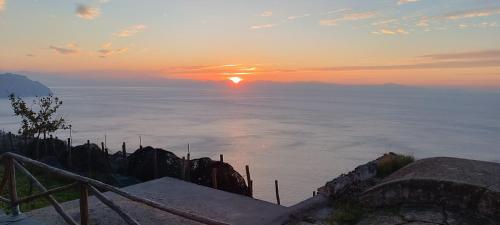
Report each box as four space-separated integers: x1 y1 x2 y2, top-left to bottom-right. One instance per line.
260 11 273 17
97 42 127 58
420 50 500 61
0 0 5 11
49 43 80 55
372 19 398 26
76 4 100 20
114 24 147 37
250 23 278 29
26 54 36 57
320 11 376 26
302 50 500 71
398 0 420 5
372 28 409 35
288 14 310 20
445 7 500 20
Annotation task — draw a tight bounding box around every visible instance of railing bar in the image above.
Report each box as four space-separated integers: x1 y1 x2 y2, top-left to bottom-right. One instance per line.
13 159 79 225
0 195 10 203
15 182 79 205
8 158 20 215
87 184 140 225
0 159 11 196
6 153 229 225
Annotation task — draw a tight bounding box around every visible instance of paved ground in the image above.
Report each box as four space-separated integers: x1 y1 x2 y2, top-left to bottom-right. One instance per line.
27 177 289 225
0 212 42 225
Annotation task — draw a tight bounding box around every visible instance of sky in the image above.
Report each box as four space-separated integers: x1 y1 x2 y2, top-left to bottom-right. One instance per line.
0 0 500 88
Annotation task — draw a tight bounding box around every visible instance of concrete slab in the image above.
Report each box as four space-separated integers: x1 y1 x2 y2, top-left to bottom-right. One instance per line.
27 177 289 225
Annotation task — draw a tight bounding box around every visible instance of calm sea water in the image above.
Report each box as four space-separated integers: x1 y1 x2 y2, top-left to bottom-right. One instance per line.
1 84 500 205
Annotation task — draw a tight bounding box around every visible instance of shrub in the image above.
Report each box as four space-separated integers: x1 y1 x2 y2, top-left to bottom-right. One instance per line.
376 154 414 178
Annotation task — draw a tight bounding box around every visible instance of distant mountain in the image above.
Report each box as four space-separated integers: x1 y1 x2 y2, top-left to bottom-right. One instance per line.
0 73 52 98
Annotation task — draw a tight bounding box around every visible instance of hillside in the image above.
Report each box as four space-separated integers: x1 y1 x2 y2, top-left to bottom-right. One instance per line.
0 73 52 97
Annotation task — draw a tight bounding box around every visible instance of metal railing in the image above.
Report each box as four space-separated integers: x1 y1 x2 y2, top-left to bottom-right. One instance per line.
0 152 229 225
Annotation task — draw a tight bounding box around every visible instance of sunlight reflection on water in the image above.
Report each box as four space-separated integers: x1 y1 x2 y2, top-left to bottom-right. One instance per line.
1 85 500 205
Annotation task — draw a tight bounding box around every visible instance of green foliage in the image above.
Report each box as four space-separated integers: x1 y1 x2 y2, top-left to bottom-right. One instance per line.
0 163 80 213
9 94 68 138
327 201 367 225
376 154 414 178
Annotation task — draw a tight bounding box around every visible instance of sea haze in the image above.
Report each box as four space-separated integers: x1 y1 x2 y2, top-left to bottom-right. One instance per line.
1 82 500 206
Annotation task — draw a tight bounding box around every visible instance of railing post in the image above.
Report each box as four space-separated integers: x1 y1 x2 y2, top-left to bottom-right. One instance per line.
67 138 72 169
275 180 281 205
87 140 91 177
80 184 89 225
245 165 253 197
7 158 20 215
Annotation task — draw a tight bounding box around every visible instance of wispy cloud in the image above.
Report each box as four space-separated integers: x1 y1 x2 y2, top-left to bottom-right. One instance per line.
302 49 500 71
49 43 80 55
97 42 127 58
445 7 500 20
250 23 278 29
320 11 376 26
260 11 273 17
372 19 398 26
288 14 310 20
420 50 500 61
114 24 147 37
372 28 409 35
76 4 100 20
0 0 5 11
398 0 420 5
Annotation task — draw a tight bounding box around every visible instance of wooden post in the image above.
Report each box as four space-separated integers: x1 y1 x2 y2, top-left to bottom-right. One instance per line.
8 132 14 152
49 135 53 155
153 148 158 179
275 180 281 205
248 180 253 198
245 165 253 197
139 135 142 150
101 142 105 153
87 140 91 177
219 154 223 163
122 142 127 159
80 184 89 225
186 149 191 181
181 157 186 180
211 168 218 189
67 138 72 169
7 158 20 215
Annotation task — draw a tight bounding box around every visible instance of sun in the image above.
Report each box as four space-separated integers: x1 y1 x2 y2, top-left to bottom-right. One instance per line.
228 77 243 84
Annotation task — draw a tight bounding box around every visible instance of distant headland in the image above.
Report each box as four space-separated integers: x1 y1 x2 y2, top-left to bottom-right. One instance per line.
0 73 52 98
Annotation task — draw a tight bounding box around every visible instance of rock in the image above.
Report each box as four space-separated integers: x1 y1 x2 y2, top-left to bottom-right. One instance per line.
356 211 405 225
125 147 249 196
126 146 183 181
188 157 248 195
320 153 403 201
64 143 112 175
399 204 444 224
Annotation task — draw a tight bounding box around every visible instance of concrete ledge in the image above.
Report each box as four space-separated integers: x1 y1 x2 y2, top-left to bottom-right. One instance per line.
360 157 500 221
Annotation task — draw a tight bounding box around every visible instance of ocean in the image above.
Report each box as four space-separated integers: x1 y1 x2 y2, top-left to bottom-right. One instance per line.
1 84 500 206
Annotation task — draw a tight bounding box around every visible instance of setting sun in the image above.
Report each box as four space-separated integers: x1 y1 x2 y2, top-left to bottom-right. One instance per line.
228 77 243 84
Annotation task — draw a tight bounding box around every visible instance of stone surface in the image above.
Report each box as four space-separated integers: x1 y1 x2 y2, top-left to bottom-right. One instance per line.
399 204 443 224
361 157 500 221
27 177 288 225
356 211 405 225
